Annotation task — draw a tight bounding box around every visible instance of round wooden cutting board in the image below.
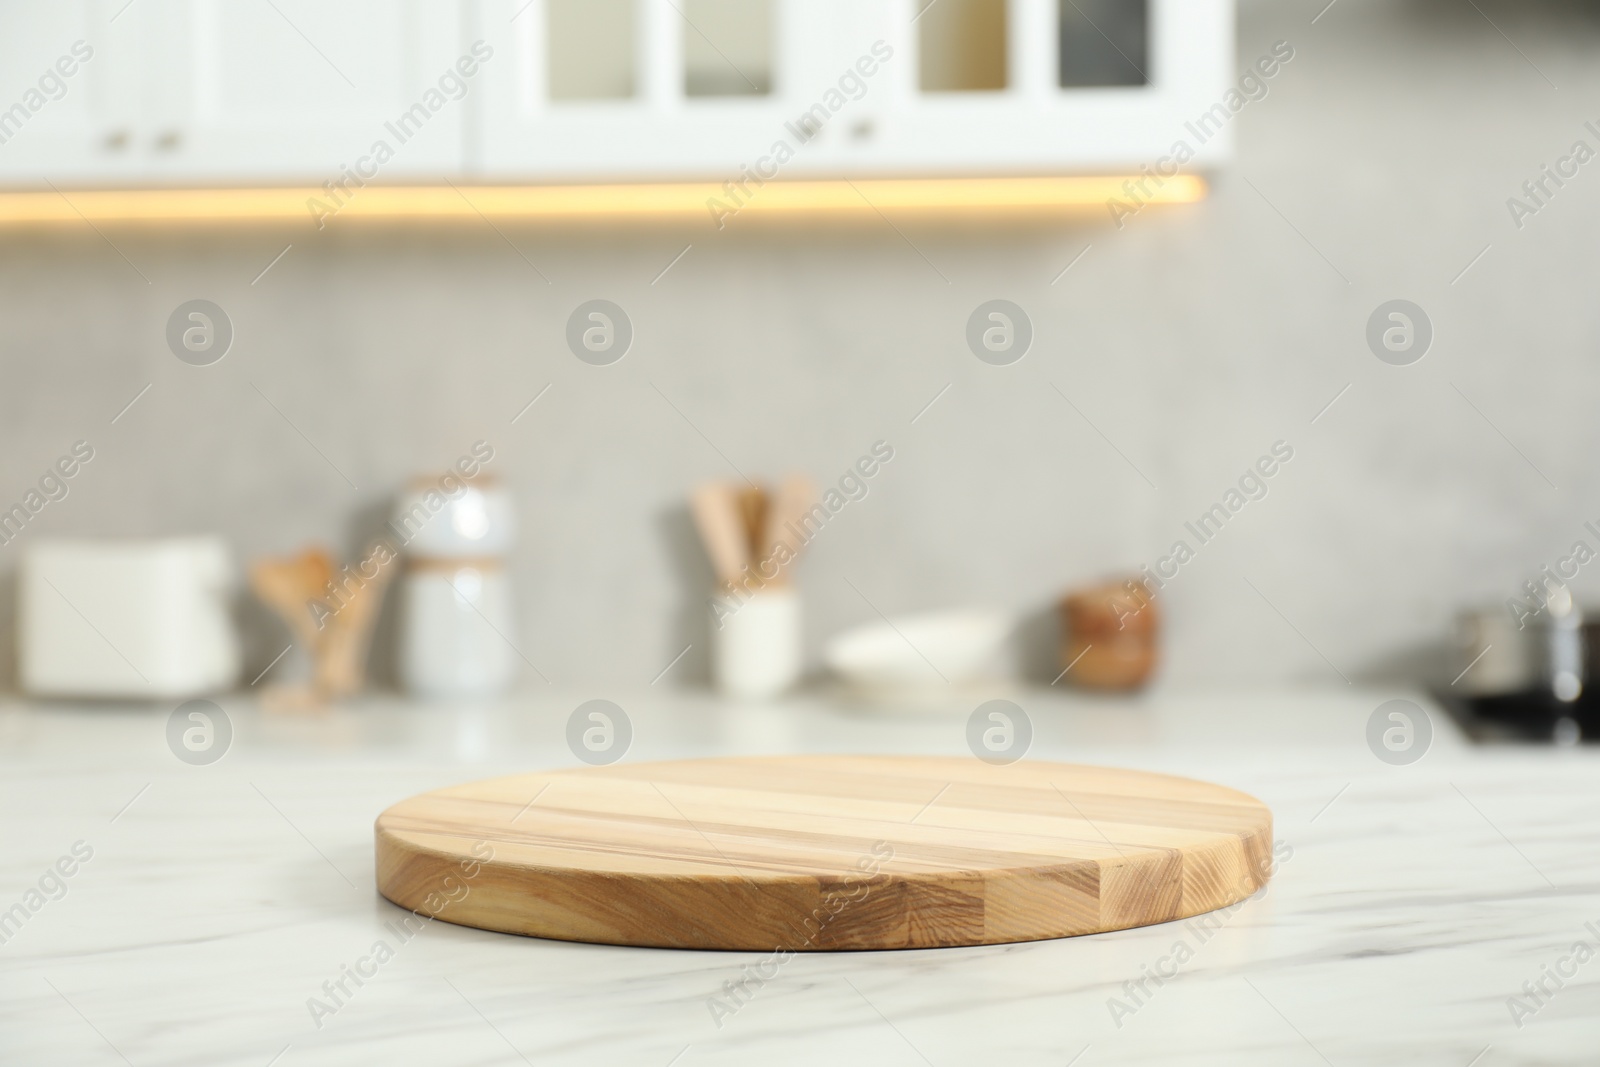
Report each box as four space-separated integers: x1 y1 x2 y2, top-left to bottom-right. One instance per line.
374 755 1274 951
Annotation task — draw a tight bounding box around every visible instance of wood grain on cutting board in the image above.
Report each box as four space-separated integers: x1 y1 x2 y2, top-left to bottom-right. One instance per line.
375 755 1273 951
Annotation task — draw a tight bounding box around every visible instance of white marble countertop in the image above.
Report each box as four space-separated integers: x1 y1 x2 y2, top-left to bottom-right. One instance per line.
2 686 1597 1066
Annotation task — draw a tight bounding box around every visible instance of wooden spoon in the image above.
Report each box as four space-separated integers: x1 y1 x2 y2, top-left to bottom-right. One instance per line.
737 485 768 565
690 483 749 593
762 475 817 585
249 545 397 703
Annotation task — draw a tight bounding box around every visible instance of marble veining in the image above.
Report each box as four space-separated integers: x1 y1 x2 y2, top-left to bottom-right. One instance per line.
1 688 1598 1065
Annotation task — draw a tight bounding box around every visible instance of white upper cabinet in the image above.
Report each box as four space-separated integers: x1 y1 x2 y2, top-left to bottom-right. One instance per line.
152 0 468 181
0 0 1232 187
0 0 467 186
0 1 146 184
473 0 1234 180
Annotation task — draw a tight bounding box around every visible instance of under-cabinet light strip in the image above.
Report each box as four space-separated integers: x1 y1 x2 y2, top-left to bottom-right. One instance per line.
0 175 1205 225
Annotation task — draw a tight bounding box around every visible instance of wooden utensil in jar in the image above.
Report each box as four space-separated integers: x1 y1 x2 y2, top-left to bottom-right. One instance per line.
761 475 816 585
690 483 750 594
249 545 396 707
692 476 815 594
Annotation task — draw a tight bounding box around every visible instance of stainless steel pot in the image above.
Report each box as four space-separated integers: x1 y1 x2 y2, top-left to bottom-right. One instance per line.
1453 607 1536 696
1454 591 1584 701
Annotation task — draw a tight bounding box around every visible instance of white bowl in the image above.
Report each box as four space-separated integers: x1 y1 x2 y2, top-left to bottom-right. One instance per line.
823 608 1012 695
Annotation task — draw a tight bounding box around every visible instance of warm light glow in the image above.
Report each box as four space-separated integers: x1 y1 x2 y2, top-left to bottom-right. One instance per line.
0 176 1206 226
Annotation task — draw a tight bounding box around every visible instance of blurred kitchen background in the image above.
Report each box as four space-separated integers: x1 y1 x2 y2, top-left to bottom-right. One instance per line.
1 0 1595 709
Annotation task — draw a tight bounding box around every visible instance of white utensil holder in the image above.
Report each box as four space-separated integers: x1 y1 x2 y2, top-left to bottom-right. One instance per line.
712 586 801 699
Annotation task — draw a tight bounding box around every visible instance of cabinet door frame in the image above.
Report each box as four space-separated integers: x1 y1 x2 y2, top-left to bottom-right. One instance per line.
0 0 151 187
147 0 471 183
0 0 473 188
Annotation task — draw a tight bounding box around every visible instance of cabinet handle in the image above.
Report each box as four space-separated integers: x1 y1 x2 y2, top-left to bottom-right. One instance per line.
102 129 129 152
154 130 182 152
